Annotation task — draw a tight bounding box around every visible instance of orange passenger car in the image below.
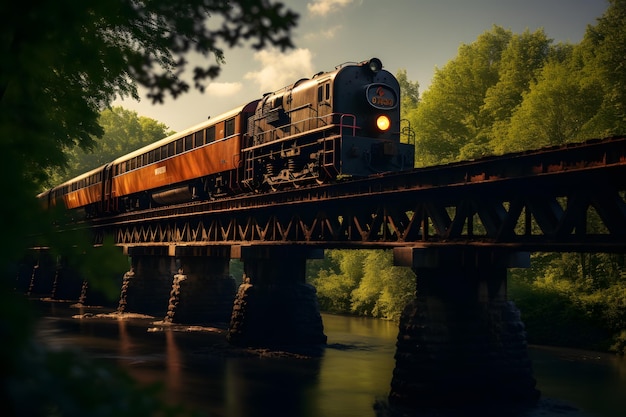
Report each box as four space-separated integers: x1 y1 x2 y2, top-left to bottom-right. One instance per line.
109 100 259 210
38 165 106 216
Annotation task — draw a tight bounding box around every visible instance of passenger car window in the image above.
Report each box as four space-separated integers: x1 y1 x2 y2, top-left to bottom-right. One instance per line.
206 126 215 143
225 118 235 137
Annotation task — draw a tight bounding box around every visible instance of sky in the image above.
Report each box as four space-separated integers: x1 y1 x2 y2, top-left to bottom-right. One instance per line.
113 0 609 132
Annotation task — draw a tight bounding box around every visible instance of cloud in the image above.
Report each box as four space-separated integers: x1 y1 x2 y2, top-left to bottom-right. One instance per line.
307 0 353 17
304 25 342 41
205 82 243 97
244 49 315 93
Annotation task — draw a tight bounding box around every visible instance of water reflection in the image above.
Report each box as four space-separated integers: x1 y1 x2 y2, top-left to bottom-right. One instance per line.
530 346 626 417
225 358 320 417
165 329 183 394
118 318 132 358
317 315 397 417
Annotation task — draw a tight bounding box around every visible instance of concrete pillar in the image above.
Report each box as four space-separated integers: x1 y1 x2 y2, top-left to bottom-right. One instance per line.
389 247 539 408
119 245 237 323
163 246 237 324
227 245 327 349
19 248 124 307
120 246 173 316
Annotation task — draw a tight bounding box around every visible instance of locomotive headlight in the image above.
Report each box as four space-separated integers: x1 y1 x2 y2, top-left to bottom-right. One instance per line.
376 115 391 131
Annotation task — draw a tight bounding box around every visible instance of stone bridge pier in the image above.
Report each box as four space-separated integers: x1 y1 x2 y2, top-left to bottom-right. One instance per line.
390 247 540 408
122 246 236 323
226 245 327 349
15 250 94 302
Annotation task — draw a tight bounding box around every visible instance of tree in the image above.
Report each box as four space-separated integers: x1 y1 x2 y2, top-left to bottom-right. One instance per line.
313 250 367 313
350 250 415 320
492 0 626 152
480 29 554 156
411 26 511 166
492 0 625 151
396 69 420 117
509 251 626 353
311 250 416 320
53 107 174 184
497 59 603 153
576 0 626 135
481 30 552 125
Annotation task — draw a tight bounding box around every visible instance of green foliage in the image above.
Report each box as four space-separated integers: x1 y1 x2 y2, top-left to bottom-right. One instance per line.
412 26 512 165
52 232 129 301
578 0 626 135
482 29 554 153
405 1 626 165
350 250 415 319
508 276 611 349
481 29 552 125
311 250 415 320
396 69 420 120
495 59 604 153
312 250 367 313
311 246 626 353
509 252 626 354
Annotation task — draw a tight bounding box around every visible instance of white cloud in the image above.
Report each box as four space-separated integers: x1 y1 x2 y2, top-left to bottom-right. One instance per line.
244 49 315 93
307 0 353 17
205 82 243 97
304 25 342 41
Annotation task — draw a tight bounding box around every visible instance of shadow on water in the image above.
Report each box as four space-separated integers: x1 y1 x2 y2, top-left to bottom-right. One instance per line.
372 398 593 417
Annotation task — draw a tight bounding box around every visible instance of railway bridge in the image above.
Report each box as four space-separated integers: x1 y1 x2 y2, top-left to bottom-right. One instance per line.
25 136 626 409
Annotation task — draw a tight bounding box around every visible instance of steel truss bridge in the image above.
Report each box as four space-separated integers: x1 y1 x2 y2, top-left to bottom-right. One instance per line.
77 136 626 253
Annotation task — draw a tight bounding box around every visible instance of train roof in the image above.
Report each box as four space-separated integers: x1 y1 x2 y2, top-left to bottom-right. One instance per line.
111 100 259 165
48 164 108 191
260 58 388 99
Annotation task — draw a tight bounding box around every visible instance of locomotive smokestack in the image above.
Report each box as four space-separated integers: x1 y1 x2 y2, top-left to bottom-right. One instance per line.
367 58 383 73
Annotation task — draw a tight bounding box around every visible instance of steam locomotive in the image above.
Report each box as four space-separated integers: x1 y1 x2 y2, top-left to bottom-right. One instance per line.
38 58 415 217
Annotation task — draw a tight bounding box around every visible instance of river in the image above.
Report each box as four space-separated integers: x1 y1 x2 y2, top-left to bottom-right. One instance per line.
34 300 626 417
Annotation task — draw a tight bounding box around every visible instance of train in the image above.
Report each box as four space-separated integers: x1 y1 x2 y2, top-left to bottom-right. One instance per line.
38 58 415 218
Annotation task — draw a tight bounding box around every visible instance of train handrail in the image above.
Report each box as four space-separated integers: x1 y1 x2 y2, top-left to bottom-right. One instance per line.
253 112 358 145
339 113 356 136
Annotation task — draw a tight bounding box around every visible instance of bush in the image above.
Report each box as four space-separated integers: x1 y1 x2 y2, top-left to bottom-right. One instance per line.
309 250 415 320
